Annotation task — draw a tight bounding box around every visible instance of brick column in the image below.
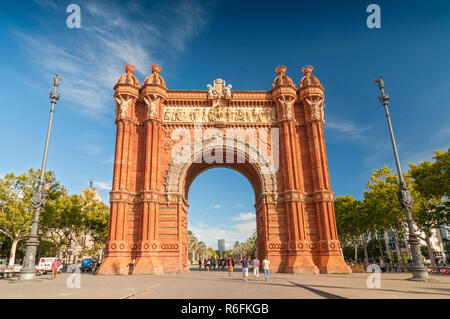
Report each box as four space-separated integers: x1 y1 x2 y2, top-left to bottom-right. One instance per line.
134 89 166 275
299 84 351 274
98 82 139 275
272 84 318 274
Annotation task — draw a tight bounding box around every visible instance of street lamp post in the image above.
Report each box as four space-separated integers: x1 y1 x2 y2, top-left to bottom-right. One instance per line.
374 76 429 281
19 74 63 281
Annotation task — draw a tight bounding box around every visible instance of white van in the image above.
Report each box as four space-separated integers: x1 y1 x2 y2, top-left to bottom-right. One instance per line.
37 257 63 274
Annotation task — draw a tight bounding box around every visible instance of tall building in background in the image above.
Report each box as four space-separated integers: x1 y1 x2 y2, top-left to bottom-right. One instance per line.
218 239 225 252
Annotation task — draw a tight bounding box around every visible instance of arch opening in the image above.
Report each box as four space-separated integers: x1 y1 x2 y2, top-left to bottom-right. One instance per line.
186 168 258 266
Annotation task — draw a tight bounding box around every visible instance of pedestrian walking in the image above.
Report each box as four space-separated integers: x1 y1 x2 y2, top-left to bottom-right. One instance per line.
127 259 136 275
242 256 249 281
227 256 233 277
212 258 216 270
251 256 260 280
51 258 61 280
379 259 386 273
198 258 202 271
262 257 270 281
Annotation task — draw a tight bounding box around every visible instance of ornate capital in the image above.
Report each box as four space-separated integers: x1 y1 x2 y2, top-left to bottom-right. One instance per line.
304 96 324 122
277 95 296 120
114 94 136 120
143 93 164 120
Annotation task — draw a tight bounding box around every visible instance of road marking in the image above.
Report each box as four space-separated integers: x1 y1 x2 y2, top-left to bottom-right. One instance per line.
121 284 160 299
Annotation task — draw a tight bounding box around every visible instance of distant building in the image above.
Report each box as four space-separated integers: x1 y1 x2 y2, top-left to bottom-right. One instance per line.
64 181 104 264
81 180 103 202
218 239 225 252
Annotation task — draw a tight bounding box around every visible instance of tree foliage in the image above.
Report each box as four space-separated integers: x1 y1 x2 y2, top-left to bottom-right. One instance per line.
0 169 65 266
0 169 109 266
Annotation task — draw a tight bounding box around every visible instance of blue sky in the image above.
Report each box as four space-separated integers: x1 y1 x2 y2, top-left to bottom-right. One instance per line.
0 0 449 249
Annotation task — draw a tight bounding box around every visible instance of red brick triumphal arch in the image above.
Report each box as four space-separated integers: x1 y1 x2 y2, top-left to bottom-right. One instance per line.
98 64 351 275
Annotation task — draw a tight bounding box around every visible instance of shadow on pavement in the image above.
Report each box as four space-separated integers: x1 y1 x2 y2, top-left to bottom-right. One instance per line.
294 283 450 297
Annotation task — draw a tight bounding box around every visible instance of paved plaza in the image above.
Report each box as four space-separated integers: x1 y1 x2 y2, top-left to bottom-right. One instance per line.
1 267 449 299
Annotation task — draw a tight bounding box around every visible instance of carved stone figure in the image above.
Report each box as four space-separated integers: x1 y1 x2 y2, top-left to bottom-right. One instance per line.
164 109 171 121
305 97 323 121
175 109 185 121
208 108 216 122
245 109 252 123
236 109 245 122
225 84 232 97
278 96 294 119
115 96 132 118
144 94 160 118
207 84 214 97
253 108 262 123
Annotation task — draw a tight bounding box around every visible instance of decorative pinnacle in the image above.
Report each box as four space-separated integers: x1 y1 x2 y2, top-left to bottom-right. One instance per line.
275 65 287 75
302 65 314 75
151 64 162 74
124 64 136 74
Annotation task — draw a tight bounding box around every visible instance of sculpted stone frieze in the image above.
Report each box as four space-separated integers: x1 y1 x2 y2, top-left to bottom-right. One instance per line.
163 106 277 123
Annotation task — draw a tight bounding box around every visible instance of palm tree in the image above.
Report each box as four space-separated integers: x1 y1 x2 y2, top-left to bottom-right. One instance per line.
187 231 198 263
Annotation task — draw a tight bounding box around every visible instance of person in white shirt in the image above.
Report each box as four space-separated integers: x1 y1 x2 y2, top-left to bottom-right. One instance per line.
251 256 260 280
262 257 270 281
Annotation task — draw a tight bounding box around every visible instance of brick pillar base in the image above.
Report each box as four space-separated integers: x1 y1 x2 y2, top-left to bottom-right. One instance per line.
98 256 132 275
285 255 320 274
315 255 352 274
312 241 351 274
132 256 164 275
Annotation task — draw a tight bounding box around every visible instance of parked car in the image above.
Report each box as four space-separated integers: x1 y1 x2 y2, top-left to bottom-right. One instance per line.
80 258 94 272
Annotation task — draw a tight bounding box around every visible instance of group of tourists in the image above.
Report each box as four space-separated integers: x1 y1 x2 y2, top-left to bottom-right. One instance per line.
198 257 230 271
198 256 271 281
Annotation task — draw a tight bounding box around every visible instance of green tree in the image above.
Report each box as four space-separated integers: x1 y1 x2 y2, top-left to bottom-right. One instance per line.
82 191 109 260
409 149 450 265
0 169 64 266
363 166 409 264
39 193 85 260
334 195 366 262
409 149 449 200
207 247 216 258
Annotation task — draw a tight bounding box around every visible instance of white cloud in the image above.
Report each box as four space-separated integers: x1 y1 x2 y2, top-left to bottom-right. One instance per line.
189 217 256 250
232 212 256 221
93 181 111 191
19 0 209 120
101 157 114 164
402 144 449 169
325 118 371 144
206 204 222 210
